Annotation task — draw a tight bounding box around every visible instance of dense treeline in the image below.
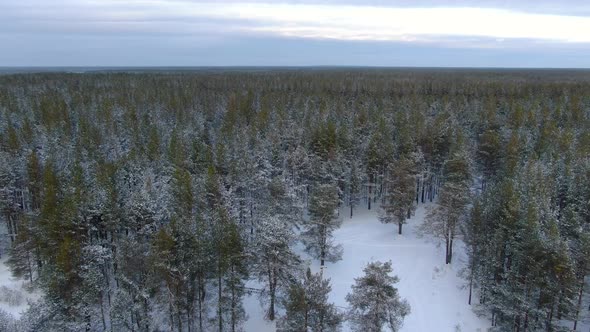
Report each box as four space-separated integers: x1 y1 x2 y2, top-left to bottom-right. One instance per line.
0 69 589 331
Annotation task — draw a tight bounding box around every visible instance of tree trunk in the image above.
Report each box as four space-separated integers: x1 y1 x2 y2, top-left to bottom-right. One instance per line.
547 303 554 331
231 264 236 332
448 237 454 264
520 281 530 332
169 303 175 332
421 176 426 203
187 311 192 332
382 177 384 203
250 199 254 236
416 177 421 204
368 178 372 210
27 253 33 283
268 290 275 321
491 310 496 327
573 280 584 330
100 290 106 331
143 298 150 332
320 230 326 267
186 290 193 332
445 237 450 264
218 265 223 332
130 310 136 332
267 264 276 321
178 307 183 332
8 215 15 243
198 273 204 332
398 221 403 235
468 270 473 305
136 311 142 332
304 306 309 331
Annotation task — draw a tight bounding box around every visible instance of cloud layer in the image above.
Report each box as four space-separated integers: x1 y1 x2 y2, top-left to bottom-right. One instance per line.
1 0 590 66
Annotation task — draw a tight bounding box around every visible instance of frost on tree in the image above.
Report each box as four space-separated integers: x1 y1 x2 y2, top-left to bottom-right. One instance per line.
251 215 301 321
301 184 342 267
279 268 342 332
346 261 410 332
379 155 417 235
0 70 589 331
421 150 470 264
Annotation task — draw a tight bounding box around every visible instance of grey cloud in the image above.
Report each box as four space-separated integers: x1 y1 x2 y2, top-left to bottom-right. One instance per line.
1 0 589 67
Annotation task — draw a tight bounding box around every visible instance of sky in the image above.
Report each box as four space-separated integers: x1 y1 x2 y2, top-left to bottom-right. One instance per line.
1 0 590 68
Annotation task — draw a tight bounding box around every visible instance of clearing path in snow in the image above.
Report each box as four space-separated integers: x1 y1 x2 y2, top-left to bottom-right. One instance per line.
245 203 490 332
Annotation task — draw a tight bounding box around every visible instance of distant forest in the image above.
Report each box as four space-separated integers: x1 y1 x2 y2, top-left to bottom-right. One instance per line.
0 70 589 331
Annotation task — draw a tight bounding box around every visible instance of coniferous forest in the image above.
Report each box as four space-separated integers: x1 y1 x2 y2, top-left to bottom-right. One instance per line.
0 69 589 331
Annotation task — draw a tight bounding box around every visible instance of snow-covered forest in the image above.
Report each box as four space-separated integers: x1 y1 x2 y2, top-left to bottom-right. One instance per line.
0 69 589 331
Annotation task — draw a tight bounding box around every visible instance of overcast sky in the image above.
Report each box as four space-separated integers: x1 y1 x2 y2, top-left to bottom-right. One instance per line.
1 0 590 67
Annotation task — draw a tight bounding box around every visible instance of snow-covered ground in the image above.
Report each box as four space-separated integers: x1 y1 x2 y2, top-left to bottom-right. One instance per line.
245 203 491 332
0 257 39 319
0 202 585 331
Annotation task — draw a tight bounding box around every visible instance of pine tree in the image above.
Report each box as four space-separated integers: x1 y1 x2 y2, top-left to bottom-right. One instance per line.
279 268 342 332
3 68 590 332
26 150 42 211
152 223 197 332
216 218 248 332
463 198 484 305
6 215 37 283
346 261 410 332
379 156 416 235
421 151 470 264
572 232 590 330
252 216 301 321
476 129 501 189
0 152 20 244
348 161 362 218
39 159 61 255
365 119 393 210
267 176 303 229
301 184 342 268
205 166 248 332
113 233 155 332
78 244 112 331
4 124 20 154
151 165 214 332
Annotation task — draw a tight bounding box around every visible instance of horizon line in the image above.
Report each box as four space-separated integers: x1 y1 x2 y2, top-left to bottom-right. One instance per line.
2 65 590 71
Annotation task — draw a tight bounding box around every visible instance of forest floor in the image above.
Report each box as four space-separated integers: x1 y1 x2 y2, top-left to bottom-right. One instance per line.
0 256 40 319
2 203 587 330
245 202 491 332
